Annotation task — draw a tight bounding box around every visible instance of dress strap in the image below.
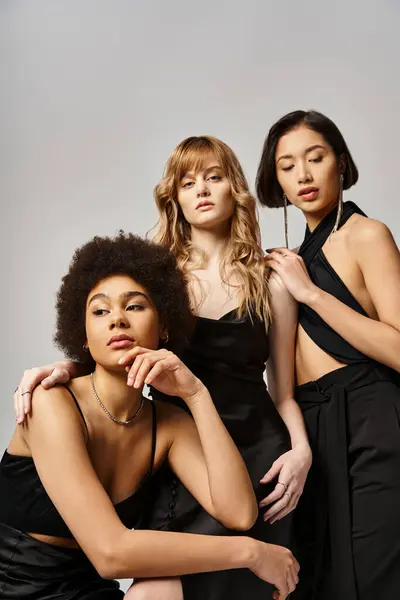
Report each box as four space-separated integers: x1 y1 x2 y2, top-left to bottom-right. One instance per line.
148 400 157 475
63 385 88 432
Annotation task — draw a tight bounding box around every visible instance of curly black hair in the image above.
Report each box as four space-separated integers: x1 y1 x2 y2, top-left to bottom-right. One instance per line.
54 232 195 368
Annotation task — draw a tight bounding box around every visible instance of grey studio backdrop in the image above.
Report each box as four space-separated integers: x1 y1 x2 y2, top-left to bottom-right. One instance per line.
1 0 399 592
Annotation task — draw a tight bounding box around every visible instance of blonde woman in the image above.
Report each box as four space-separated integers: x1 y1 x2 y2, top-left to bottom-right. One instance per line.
121 136 311 599
15 137 311 599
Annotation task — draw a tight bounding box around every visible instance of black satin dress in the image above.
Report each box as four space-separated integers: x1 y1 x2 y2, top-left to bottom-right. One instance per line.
292 202 400 600
149 309 292 599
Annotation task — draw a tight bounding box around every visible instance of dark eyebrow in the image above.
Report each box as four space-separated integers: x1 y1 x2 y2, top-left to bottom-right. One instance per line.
88 291 149 306
277 144 326 163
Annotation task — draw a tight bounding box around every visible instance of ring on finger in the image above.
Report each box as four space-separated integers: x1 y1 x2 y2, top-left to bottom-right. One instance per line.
284 492 292 500
277 481 288 491
21 391 31 396
14 387 19 394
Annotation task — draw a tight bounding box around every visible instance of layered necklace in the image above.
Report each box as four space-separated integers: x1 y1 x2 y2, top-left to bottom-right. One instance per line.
90 372 145 425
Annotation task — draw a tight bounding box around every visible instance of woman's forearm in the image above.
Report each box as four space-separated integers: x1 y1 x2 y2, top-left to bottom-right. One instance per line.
104 530 256 580
274 397 310 452
308 289 400 372
187 387 258 529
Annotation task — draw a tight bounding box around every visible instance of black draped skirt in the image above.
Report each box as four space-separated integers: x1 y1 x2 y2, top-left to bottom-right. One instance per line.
293 362 400 600
0 522 123 599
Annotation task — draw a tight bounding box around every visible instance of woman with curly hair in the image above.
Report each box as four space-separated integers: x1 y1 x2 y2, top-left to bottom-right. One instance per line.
0 233 299 599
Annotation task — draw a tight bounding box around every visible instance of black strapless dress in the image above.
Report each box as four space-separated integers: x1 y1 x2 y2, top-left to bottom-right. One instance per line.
292 202 400 600
148 309 292 599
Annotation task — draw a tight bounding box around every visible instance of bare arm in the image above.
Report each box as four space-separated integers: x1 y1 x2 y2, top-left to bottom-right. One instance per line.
259 275 311 523
122 347 258 530
266 275 309 450
166 388 258 530
24 385 298 597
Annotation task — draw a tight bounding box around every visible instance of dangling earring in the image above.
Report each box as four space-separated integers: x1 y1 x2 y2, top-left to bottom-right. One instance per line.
283 194 289 249
83 344 89 352
163 333 169 344
330 174 344 239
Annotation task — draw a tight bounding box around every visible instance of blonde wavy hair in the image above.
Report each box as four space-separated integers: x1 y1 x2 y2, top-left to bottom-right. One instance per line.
153 136 271 327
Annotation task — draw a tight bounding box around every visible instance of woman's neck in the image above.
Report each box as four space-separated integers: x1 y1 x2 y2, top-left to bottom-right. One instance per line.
190 224 231 268
304 199 338 232
90 366 143 423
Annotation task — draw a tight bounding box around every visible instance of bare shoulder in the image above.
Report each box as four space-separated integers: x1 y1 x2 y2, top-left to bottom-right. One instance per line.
31 384 74 408
346 214 394 247
154 401 195 451
154 401 193 428
27 384 84 430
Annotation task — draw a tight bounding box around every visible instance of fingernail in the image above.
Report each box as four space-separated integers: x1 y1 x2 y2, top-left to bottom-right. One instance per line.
127 377 133 386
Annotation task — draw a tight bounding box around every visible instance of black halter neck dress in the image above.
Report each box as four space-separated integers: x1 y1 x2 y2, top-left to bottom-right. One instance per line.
292 202 400 600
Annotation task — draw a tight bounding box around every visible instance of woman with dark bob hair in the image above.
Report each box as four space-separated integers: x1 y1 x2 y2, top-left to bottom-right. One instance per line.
0 233 299 599
257 110 400 599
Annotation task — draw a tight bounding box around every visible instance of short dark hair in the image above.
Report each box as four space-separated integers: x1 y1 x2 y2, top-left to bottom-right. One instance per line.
54 232 194 369
256 110 359 208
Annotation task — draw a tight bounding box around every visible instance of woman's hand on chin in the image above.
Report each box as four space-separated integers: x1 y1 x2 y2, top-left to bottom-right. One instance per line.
119 347 204 406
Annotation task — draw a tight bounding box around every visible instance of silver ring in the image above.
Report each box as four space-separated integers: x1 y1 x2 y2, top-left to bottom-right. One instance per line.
21 391 31 396
14 387 19 394
284 492 292 500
